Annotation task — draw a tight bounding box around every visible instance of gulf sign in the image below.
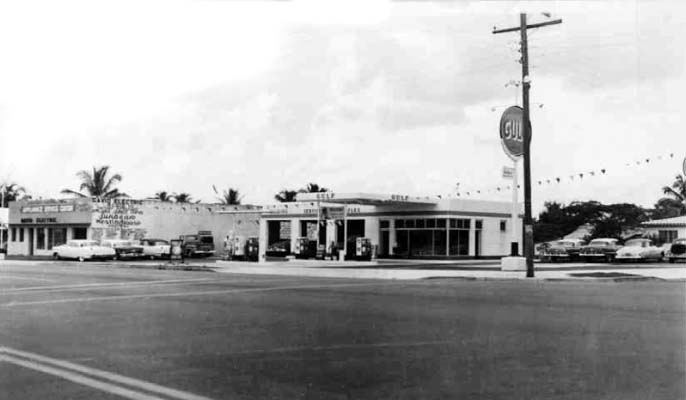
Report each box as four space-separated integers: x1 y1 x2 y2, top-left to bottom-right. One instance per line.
499 106 527 159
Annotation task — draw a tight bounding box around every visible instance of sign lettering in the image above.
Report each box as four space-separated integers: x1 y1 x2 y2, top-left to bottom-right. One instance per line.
499 106 531 159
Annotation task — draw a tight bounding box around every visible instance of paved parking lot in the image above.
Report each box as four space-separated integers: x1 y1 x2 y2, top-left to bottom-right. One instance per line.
0 261 684 399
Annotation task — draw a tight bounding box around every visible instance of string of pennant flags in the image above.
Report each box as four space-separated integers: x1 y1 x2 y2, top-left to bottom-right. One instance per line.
450 152 681 198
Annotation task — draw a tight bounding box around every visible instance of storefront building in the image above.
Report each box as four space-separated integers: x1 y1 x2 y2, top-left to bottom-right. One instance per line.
7 198 261 257
257 192 522 260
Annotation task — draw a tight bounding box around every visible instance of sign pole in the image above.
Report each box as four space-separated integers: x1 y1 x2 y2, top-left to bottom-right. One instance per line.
511 159 519 256
494 14 562 277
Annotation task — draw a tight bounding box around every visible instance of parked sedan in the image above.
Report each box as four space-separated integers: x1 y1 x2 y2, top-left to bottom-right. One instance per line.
139 238 171 259
579 238 622 263
541 239 586 262
100 239 144 260
615 238 664 262
53 240 116 262
667 238 686 263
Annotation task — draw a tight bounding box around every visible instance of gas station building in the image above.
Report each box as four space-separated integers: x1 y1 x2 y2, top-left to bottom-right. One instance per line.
257 192 522 260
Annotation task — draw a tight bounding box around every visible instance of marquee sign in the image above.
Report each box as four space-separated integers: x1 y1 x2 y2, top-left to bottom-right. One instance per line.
499 106 531 159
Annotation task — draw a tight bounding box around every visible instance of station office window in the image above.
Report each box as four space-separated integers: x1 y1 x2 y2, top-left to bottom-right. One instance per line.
11 228 16 242
500 220 507 232
19 228 24 242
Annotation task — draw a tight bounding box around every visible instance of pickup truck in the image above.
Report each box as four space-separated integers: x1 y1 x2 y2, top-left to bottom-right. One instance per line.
179 231 215 258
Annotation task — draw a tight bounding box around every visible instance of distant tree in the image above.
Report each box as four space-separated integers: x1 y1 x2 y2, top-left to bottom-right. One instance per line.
662 174 686 202
61 166 127 199
300 183 329 193
173 192 193 203
213 185 243 205
589 203 649 239
651 197 686 220
153 191 174 202
274 189 299 203
0 182 29 207
534 200 649 242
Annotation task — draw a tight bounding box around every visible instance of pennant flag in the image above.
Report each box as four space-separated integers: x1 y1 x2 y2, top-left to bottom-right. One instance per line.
670 153 674 158
556 177 561 182
496 187 501 191
546 180 551 184
538 180 542 185
601 169 606 174
579 173 584 178
477 190 481 194
590 171 595 176
517 184 521 189
569 175 574 180
645 158 650 163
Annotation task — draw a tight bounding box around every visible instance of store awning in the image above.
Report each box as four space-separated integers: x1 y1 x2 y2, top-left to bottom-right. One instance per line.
295 192 437 205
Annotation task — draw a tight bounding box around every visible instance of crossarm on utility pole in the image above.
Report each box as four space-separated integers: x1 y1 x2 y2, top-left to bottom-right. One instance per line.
492 19 562 34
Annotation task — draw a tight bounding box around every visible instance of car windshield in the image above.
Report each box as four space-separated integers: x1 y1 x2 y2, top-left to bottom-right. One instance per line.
589 240 610 246
558 241 575 247
81 241 97 247
200 236 213 244
155 240 169 245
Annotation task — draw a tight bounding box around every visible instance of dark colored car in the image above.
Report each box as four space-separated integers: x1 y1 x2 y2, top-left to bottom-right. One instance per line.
541 239 586 262
579 238 622 263
101 239 144 260
668 238 686 263
180 232 215 258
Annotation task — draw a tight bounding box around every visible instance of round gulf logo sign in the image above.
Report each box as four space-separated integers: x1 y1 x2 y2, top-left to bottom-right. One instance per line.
499 106 530 159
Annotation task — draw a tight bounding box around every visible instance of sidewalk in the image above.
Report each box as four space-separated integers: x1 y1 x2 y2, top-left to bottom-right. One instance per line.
214 260 686 281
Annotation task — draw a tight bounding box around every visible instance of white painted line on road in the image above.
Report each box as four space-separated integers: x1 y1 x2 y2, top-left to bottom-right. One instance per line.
0 278 216 294
1 281 404 307
0 355 168 400
0 274 55 282
226 340 455 356
0 347 216 400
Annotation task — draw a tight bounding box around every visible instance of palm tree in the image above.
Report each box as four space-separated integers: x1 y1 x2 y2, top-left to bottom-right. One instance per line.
0 182 29 207
213 186 243 205
173 192 193 203
300 183 329 193
61 166 127 199
274 189 298 203
153 191 174 202
662 174 686 202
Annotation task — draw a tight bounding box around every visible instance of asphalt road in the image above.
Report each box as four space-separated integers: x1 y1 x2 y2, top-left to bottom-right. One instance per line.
0 261 683 400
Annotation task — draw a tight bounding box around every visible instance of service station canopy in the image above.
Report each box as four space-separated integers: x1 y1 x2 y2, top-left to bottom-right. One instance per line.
295 192 438 206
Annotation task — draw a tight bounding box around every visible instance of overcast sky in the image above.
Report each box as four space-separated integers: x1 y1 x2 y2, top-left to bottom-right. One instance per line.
0 0 684 214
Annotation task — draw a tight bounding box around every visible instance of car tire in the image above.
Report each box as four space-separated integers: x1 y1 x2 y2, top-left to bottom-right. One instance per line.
669 258 675 263
53 253 60 260
150 255 156 260
605 255 614 263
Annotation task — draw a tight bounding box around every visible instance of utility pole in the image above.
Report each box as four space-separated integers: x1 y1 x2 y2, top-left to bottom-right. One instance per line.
493 13 562 277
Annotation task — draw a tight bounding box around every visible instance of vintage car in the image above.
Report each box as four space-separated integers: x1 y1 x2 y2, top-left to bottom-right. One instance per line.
266 240 291 257
579 238 622 263
139 238 171 259
540 239 586 262
615 238 664 262
667 238 686 263
100 239 145 260
52 240 116 262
